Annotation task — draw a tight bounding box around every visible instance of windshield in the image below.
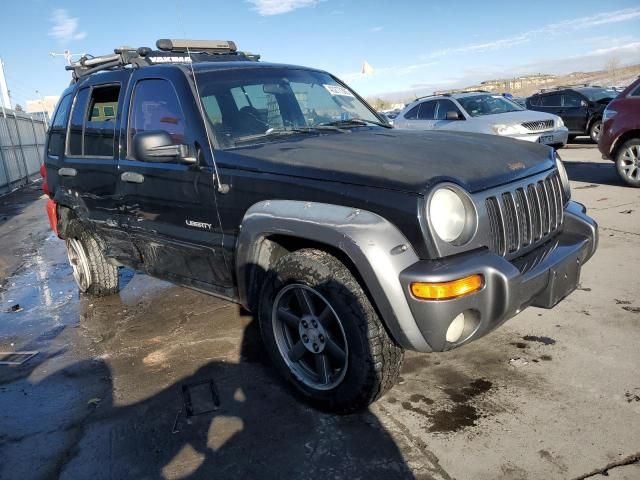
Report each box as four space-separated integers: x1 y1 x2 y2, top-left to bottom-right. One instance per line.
456 94 525 117
578 88 617 102
195 68 381 149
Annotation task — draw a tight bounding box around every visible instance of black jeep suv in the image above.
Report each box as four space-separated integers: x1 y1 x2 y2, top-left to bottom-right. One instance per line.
527 86 617 143
41 39 598 412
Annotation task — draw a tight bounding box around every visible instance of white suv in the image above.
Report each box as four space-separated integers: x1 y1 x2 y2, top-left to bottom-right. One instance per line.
394 92 568 148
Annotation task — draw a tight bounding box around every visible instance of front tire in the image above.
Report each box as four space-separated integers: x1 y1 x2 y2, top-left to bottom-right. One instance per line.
65 229 119 296
589 120 602 143
615 139 640 187
258 249 404 413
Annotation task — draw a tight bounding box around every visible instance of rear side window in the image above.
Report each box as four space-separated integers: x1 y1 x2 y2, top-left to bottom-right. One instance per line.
67 88 90 156
417 101 436 120
540 94 561 107
47 94 73 157
128 79 186 156
631 84 640 97
85 85 120 157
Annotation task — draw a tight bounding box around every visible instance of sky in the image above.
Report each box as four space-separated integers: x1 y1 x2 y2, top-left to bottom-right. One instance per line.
1 0 639 108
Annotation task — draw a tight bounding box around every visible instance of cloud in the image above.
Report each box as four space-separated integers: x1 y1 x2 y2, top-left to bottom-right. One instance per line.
247 0 320 16
48 9 87 42
369 26 384 32
427 7 640 58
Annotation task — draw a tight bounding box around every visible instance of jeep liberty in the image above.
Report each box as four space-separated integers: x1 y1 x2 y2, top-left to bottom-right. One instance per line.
41 40 598 412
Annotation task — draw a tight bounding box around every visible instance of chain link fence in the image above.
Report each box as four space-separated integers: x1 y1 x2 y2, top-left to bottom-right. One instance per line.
0 109 47 195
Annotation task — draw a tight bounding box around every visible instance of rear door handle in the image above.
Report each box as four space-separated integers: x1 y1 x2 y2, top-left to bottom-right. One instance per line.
58 167 77 177
120 172 145 184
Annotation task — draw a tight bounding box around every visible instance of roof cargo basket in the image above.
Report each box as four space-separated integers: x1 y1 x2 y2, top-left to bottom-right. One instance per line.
65 39 259 82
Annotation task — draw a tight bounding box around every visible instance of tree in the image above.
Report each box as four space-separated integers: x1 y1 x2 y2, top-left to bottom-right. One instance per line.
605 56 622 85
15 104 24 112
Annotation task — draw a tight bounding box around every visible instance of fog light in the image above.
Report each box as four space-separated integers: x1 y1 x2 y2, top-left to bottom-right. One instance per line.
410 274 484 301
446 313 466 343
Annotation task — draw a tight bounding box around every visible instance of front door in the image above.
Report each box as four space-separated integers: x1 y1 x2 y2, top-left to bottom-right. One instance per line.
561 92 589 133
117 71 232 295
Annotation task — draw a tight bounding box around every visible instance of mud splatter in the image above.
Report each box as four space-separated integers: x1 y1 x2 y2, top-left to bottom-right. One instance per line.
539 355 552 361
615 299 631 305
622 306 640 314
511 342 528 349
522 335 556 345
408 394 434 405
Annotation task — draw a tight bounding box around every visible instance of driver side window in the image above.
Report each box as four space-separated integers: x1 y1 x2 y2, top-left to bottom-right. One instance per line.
128 78 186 159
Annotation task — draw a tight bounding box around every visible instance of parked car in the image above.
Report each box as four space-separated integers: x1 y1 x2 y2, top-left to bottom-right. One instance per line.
598 77 640 187
526 86 617 143
393 92 568 148
41 39 597 412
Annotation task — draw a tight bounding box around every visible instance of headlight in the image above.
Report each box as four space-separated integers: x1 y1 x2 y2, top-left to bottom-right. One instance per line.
491 124 522 136
603 108 617 122
554 152 571 202
556 116 564 128
428 186 476 244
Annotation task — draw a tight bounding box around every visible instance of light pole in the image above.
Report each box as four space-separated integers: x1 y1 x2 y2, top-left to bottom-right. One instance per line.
35 90 48 129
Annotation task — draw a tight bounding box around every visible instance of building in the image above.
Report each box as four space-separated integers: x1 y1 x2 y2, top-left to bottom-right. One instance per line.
26 95 59 122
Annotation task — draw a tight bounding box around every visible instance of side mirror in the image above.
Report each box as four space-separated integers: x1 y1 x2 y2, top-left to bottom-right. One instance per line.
446 111 462 120
132 130 196 164
580 100 588 107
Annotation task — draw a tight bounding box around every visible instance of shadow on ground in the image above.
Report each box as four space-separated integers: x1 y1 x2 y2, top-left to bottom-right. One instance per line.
0 236 417 479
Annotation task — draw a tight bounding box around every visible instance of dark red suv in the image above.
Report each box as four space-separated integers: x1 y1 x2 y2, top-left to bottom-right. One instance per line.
598 77 640 187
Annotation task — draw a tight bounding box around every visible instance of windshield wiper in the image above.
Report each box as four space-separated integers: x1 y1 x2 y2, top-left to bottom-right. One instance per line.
319 118 392 129
233 126 344 145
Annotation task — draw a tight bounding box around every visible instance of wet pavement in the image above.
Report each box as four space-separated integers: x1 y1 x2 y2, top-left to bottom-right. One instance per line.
1 142 639 479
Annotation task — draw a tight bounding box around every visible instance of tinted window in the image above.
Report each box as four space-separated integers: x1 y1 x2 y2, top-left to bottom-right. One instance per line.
631 84 640 97
528 96 539 106
128 79 186 157
540 94 561 107
563 93 582 107
417 101 436 120
85 85 120 157
404 105 420 120
47 93 73 157
67 88 90 156
435 99 462 120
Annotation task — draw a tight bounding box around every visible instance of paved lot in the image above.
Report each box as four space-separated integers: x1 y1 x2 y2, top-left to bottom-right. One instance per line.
0 140 639 480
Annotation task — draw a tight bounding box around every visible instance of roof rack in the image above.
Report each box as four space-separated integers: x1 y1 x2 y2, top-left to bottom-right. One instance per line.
66 39 260 81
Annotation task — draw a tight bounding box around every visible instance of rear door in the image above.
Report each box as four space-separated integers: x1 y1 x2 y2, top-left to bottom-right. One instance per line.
58 73 127 226
116 68 231 293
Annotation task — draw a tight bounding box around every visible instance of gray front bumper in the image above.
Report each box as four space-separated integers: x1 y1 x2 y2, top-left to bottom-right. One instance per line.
398 201 597 352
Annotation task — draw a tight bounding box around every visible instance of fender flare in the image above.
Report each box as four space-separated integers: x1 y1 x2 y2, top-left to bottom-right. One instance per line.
235 200 432 352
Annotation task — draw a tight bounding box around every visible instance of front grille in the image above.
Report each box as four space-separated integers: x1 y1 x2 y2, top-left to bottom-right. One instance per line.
521 120 554 131
485 172 564 258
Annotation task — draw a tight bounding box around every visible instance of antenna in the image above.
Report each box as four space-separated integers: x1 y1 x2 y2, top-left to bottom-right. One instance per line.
174 0 231 273
50 50 85 65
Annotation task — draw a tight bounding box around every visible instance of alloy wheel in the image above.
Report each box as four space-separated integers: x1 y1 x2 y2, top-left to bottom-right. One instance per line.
272 284 348 390
66 238 91 292
591 122 602 142
619 145 640 182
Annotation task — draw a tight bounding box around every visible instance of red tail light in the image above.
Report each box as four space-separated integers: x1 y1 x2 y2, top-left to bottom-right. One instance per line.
40 163 50 196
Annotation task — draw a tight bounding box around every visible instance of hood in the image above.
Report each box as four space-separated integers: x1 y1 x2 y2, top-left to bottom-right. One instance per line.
220 128 555 194
471 109 559 125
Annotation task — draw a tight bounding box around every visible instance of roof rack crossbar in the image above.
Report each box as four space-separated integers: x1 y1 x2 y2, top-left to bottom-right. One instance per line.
65 39 260 82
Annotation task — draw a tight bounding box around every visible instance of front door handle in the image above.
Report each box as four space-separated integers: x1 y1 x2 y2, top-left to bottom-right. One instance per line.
58 167 77 177
120 172 145 184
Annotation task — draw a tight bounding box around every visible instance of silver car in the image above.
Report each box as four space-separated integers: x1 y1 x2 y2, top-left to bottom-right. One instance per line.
394 91 568 148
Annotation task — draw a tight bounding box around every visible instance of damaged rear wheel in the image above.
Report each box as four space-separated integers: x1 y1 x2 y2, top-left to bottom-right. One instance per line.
65 229 119 296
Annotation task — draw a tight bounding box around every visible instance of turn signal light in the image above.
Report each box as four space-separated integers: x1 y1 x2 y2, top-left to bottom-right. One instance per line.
410 274 484 301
